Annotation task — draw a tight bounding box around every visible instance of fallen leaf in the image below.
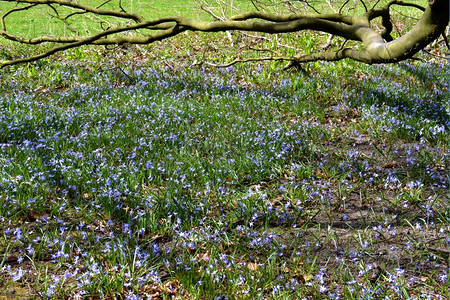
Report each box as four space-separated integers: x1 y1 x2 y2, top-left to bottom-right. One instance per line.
140 284 161 298
292 257 304 264
383 161 398 168
247 262 258 271
5 254 18 263
197 251 210 263
164 280 179 295
296 274 313 284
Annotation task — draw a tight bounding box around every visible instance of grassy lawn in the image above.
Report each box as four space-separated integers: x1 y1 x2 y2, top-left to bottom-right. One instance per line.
0 0 256 38
0 0 448 299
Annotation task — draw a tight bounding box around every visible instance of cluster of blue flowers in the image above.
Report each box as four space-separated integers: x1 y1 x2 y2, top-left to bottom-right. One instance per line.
0 56 448 298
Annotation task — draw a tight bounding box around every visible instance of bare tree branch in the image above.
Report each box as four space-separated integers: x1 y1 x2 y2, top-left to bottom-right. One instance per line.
0 0 448 68
359 0 368 12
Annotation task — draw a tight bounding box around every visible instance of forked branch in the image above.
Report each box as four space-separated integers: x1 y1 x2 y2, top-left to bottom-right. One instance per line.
0 0 448 68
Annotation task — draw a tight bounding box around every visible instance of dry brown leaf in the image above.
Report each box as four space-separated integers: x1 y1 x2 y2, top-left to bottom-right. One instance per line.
140 284 161 298
5 254 18 263
164 280 180 295
297 274 313 284
383 161 398 168
247 262 258 271
197 251 210 263
292 257 304 265
315 169 325 177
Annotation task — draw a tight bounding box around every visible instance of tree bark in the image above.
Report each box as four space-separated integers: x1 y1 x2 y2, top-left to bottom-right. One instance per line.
0 0 448 67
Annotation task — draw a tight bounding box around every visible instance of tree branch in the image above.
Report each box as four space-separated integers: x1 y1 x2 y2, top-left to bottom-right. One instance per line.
0 0 448 68
1 0 146 22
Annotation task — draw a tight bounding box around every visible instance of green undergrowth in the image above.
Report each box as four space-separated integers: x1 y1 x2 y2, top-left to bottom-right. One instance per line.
0 4 449 299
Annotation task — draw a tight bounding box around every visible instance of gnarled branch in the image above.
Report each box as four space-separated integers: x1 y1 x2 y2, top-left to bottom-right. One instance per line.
0 0 448 68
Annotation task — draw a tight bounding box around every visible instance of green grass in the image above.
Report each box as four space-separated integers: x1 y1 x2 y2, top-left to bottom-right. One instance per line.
0 0 256 38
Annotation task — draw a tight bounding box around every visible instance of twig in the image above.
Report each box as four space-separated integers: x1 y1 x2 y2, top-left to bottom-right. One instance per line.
238 32 297 50
338 0 350 14
321 34 334 49
423 49 450 60
359 0 368 12
192 55 295 68
248 46 281 56
250 0 261 11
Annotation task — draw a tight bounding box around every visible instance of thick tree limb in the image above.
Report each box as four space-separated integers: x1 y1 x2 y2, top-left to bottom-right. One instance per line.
0 0 448 68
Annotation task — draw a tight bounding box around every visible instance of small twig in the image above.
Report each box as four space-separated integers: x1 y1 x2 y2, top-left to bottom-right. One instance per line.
423 49 450 60
116 66 132 79
163 60 175 71
97 0 114 10
118 0 127 13
45 4 80 34
371 0 382 10
375 232 448 259
389 1 425 12
359 0 368 12
248 46 281 56
304 0 321 14
198 4 225 21
338 39 349 51
326 0 338 13
238 32 297 50
192 55 295 68
321 34 334 49
425 236 446 244
1 3 36 31
250 0 261 12
338 0 350 14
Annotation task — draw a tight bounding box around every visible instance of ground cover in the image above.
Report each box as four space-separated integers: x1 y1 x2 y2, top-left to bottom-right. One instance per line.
0 1 449 299
0 38 448 298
